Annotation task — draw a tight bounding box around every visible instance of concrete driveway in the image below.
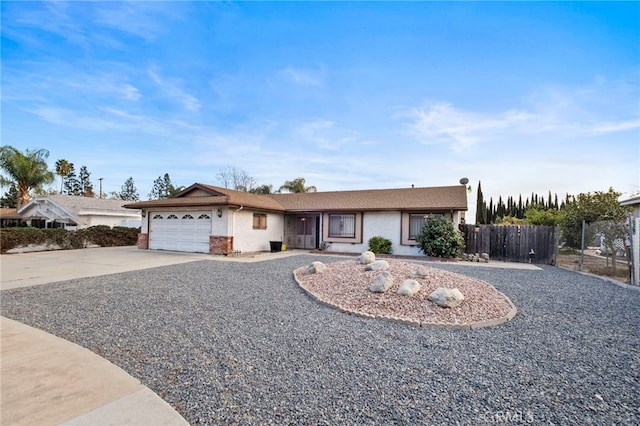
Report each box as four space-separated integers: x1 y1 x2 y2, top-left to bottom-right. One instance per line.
0 246 214 290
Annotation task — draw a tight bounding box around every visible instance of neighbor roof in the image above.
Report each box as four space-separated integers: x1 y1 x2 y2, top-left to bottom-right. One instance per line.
123 183 468 212
19 195 139 215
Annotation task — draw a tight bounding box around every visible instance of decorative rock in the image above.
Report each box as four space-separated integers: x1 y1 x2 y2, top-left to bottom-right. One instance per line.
480 253 490 262
359 251 376 264
413 268 429 278
397 279 421 297
364 260 389 271
428 288 465 308
306 261 326 274
369 271 394 293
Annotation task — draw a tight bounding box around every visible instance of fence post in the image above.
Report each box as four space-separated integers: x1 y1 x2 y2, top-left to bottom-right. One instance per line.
631 216 639 287
580 220 586 272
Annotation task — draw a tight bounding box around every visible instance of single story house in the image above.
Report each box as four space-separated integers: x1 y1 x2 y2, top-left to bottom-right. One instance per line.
620 195 640 219
124 183 468 256
0 208 21 228
18 195 142 230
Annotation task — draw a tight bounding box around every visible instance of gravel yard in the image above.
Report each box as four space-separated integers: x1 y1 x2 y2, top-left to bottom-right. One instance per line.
1 254 639 425
295 260 514 326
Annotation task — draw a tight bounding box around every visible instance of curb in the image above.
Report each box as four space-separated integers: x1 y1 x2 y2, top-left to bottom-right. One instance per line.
293 266 518 330
556 266 640 292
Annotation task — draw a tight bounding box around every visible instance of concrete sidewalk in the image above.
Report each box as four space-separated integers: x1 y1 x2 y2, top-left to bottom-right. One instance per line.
1 316 188 426
0 247 206 425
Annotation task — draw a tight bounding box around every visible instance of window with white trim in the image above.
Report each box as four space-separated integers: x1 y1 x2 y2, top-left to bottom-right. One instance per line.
328 214 356 238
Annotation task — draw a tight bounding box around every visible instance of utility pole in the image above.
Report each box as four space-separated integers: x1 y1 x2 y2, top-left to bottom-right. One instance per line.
98 178 103 199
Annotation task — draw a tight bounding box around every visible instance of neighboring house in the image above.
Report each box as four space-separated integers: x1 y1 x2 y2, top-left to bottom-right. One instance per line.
124 183 468 255
0 208 21 228
18 195 142 230
620 195 640 219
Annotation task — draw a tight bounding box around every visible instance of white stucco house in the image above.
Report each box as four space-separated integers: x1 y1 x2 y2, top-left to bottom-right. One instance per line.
18 195 142 229
620 195 640 219
124 183 468 255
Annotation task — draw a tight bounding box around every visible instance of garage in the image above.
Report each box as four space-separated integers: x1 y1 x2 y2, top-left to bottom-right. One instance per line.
149 212 212 253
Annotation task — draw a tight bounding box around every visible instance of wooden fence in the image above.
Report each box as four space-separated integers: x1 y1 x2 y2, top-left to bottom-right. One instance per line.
461 224 558 264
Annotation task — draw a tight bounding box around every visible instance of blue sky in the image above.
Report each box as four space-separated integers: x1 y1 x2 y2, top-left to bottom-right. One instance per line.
2 1 638 219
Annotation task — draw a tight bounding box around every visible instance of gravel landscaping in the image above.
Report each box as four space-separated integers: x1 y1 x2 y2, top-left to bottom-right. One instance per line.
1 254 639 425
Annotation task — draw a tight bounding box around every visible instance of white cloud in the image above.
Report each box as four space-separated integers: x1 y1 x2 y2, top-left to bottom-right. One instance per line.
147 68 201 112
293 119 360 150
403 79 639 152
278 65 325 87
403 102 531 151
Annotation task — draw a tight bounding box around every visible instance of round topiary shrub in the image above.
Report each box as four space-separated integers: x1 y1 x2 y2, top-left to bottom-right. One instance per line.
368 236 392 254
416 216 464 258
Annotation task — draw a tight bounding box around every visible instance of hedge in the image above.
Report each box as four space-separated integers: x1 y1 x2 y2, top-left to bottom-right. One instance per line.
0 226 140 253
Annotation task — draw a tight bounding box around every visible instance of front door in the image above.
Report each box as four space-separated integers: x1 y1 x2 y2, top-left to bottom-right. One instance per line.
296 216 317 249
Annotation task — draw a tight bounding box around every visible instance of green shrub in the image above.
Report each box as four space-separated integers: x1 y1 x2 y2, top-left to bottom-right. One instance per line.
415 216 464 258
0 226 140 253
368 236 392 254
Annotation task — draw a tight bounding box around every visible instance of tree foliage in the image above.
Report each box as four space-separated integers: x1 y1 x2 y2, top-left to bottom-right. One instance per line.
63 164 82 196
78 165 94 197
278 177 317 193
119 177 140 201
148 173 182 199
249 184 273 194
55 159 71 193
560 188 631 249
415 216 464 258
0 146 55 207
0 184 18 208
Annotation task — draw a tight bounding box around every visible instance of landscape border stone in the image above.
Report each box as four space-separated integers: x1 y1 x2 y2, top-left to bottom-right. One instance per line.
293 266 518 330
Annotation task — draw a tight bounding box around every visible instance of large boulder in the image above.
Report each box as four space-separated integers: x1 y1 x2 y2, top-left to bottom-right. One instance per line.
397 279 421 297
306 261 327 274
364 260 389 271
369 271 394 293
359 251 376 264
428 288 465 308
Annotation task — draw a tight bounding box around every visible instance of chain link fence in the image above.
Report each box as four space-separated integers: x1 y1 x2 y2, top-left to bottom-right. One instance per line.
578 218 634 284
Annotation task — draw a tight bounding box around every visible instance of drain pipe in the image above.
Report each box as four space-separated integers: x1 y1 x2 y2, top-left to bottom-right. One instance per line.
231 205 244 247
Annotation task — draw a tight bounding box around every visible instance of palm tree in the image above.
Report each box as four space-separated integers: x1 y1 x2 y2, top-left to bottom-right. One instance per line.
278 177 317 193
55 159 71 193
0 146 55 207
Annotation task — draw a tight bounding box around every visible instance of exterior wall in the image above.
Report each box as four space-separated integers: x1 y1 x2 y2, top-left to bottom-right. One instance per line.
84 214 141 228
323 210 464 256
324 211 422 256
230 209 284 253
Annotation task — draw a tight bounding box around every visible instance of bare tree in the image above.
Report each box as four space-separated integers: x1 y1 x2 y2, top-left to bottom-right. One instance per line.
216 166 256 192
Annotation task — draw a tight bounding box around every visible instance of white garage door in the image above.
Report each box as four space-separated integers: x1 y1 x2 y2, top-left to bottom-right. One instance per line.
149 212 212 253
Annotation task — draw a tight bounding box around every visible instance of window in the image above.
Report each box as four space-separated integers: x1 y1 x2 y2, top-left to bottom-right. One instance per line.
328 214 356 238
198 214 211 220
182 214 194 219
253 213 267 230
152 214 163 219
408 213 445 240
167 214 178 219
